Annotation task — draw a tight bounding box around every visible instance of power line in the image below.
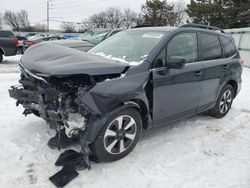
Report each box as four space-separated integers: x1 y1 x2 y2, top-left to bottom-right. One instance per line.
43 0 109 30
52 0 109 8
52 0 85 6
49 1 112 18
23 1 45 10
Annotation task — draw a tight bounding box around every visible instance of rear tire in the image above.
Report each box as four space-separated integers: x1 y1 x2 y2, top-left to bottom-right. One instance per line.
0 53 3 63
209 84 235 118
90 108 142 162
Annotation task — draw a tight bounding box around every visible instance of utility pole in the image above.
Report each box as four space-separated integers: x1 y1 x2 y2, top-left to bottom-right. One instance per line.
47 0 52 32
47 0 49 31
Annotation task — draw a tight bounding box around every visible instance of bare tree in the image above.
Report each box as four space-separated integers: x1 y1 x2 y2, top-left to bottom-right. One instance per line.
105 7 123 28
89 7 138 29
79 19 94 32
123 8 138 28
61 22 76 33
32 23 47 32
4 11 20 31
4 10 32 31
173 0 188 26
90 12 109 28
17 10 31 31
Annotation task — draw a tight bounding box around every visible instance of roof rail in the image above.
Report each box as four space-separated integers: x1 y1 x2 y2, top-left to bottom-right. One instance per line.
179 23 225 34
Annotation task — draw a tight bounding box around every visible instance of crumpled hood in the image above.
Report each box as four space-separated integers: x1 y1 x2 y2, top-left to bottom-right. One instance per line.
21 42 129 76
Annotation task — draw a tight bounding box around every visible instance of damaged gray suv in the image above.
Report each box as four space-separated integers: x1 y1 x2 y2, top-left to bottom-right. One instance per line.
9 24 242 162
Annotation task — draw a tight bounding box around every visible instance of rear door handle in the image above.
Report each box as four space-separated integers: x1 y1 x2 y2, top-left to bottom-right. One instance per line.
194 71 202 77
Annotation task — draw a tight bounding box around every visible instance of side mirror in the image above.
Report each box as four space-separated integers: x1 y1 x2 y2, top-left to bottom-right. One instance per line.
166 56 185 69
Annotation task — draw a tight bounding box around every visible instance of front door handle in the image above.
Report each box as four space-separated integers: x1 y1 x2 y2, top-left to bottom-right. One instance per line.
194 71 202 77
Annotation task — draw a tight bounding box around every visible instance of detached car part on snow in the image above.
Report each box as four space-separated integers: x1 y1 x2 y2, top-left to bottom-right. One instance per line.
9 24 242 165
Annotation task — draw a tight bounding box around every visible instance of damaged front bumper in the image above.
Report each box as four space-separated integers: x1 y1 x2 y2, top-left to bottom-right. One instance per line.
9 81 87 139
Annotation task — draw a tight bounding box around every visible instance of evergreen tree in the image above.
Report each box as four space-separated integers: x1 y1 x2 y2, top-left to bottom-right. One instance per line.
224 0 250 28
141 0 178 26
186 0 250 29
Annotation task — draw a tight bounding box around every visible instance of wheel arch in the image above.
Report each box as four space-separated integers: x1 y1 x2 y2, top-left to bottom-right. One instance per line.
120 99 149 131
226 80 238 98
104 99 150 131
0 47 5 55
84 99 150 144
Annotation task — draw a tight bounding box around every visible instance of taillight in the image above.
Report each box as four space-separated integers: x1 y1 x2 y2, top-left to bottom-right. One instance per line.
27 40 36 46
12 38 19 46
239 58 245 66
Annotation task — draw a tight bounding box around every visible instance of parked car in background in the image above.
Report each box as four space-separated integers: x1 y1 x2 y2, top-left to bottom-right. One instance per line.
0 30 19 63
79 29 121 44
78 28 109 41
9 24 243 162
16 34 27 54
47 29 122 52
23 35 66 51
25 32 38 39
46 39 94 52
26 33 49 40
61 33 80 39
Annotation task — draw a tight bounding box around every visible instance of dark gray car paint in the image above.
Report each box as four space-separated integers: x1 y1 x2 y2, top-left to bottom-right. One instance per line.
75 70 152 142
0 31 18 56
152 62 203 124
22 43 129 76
9 26 242 145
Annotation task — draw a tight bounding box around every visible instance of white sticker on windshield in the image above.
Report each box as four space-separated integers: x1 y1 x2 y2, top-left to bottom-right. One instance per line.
142 33 163 39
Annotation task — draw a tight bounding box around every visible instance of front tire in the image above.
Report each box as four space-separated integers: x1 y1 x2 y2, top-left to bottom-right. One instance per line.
91 108 142 162
209 84 235 118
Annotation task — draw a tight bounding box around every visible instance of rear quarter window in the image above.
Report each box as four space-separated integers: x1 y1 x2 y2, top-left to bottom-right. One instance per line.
200 33 222 61
220 36 237 58
0 31 15 38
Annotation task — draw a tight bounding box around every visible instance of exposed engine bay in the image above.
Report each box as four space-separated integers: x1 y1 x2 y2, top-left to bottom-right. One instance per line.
9 62 125 138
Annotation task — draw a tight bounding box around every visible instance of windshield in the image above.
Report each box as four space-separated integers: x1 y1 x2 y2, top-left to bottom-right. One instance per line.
78 30 109 43
86 32 108 44
88 30 165 65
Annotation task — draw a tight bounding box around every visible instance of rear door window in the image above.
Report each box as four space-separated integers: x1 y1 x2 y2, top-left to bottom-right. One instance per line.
220 36 237 58
200 33 222 61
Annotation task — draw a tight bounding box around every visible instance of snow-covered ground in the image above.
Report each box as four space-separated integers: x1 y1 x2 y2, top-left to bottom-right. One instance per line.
0 55 22 73
0 56 250 188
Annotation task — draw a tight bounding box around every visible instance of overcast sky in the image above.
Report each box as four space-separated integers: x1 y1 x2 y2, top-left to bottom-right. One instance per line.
0 0 190 29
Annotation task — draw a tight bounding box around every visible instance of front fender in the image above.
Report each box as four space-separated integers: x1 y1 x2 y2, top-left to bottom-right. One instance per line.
75 71 152 143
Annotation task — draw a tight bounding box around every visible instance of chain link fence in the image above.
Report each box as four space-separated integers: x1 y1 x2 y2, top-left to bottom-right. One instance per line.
225 27 250 67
